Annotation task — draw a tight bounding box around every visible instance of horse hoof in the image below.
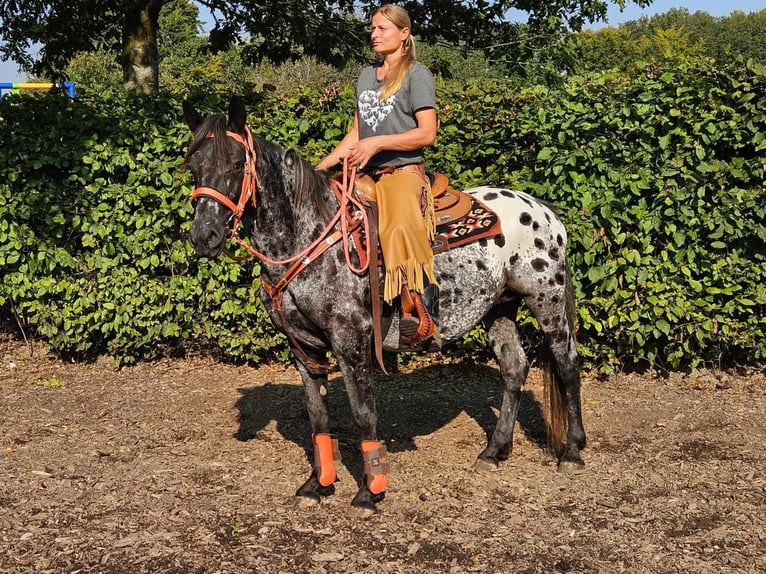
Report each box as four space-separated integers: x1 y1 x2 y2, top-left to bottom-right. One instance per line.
473 458 499 473
295 494 321 508
348 505 376 519
558 459 586 475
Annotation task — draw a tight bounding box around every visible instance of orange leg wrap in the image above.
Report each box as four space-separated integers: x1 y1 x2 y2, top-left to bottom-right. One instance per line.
361 440 390 495
313 434 340 487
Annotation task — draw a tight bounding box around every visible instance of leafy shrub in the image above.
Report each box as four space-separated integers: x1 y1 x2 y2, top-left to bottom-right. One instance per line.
484 59 766 371
0 93 282 364
1 57 764 371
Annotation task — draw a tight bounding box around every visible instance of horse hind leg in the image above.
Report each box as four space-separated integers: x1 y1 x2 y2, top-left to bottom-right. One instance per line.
475 302 528 472
525 269 587 473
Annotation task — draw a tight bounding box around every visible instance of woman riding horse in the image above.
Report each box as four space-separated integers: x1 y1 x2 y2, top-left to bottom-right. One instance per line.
316 4 440 350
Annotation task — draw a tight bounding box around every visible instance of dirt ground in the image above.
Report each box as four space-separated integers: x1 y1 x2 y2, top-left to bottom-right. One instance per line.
1 338 764 574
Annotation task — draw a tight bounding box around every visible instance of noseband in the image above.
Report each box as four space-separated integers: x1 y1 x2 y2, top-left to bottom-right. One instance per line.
190 127 260 234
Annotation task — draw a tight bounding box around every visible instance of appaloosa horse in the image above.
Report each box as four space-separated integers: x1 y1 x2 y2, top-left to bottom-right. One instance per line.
182 97 586 516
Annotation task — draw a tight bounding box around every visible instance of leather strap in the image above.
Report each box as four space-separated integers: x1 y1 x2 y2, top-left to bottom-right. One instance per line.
260 276 329 375
364 162 425 178
364 202 387 375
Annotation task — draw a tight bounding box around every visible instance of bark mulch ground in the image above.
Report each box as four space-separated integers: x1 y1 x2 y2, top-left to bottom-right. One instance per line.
1 339 764 573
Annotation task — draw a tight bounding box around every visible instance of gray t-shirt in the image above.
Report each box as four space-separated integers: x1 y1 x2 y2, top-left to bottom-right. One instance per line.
356 62 436 168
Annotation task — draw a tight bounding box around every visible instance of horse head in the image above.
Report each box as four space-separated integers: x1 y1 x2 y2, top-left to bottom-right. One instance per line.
182 97 256 257
182 97 335 260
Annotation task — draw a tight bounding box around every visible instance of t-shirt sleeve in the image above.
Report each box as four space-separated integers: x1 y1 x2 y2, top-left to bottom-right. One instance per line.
408 64 436 112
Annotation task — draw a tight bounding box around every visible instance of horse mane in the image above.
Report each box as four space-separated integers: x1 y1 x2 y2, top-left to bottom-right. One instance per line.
287 150 335 223
183 114 335 223
183 114 230 168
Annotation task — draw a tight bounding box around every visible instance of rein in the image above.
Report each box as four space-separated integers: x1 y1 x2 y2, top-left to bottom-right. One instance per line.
190 129 375 372
191 128 369 270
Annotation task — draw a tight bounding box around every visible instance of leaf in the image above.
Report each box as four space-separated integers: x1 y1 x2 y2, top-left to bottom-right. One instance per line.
160 172 173 186
537 147 554 160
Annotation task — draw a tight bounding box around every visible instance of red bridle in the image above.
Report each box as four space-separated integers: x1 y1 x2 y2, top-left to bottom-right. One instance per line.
190 127 260 235
189 127 369 271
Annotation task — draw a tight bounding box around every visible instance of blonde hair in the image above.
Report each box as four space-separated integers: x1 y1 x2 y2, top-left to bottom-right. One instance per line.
375 4 417 101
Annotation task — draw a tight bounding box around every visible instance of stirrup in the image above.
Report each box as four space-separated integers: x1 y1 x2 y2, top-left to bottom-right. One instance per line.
399 290 441 350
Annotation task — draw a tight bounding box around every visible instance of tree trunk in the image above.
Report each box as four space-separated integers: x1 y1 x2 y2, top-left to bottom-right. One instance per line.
121 1 164 95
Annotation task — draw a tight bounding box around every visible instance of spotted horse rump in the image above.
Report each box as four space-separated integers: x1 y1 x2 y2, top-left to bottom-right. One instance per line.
182 97 586 518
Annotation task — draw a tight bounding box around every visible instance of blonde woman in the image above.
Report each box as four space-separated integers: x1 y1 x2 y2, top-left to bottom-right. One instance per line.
317 4 439 349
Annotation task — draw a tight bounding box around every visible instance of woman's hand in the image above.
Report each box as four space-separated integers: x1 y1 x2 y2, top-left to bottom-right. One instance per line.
347 136 383 170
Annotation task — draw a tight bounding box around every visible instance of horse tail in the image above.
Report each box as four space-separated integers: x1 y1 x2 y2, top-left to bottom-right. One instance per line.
541 353 567 457
540 261 577 457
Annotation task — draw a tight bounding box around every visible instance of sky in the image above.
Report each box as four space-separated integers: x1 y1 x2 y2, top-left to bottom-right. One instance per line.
1 0 764 84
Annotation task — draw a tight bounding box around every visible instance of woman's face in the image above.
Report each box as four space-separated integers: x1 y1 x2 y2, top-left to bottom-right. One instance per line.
370 13 409 57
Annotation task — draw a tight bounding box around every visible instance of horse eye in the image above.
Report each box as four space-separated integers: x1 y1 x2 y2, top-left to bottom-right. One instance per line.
234 160 245 170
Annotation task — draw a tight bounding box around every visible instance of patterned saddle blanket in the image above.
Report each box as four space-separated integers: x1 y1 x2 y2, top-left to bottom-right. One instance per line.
427 174 502 253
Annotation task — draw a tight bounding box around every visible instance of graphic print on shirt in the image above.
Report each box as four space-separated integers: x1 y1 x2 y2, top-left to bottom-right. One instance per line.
358 90 395 132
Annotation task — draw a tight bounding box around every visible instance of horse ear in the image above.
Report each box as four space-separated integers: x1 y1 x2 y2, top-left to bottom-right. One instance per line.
182 100 203 133
228 96 247 134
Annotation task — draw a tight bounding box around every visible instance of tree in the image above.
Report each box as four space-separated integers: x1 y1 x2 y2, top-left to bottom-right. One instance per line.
0 0 654 95
0 0 161 94
572 25 705 73
571 8 766 73
65 0 253 98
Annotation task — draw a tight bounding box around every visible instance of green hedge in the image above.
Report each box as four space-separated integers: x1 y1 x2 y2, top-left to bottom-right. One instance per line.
427 58 766 370
0 94 280 363
0 58 764 371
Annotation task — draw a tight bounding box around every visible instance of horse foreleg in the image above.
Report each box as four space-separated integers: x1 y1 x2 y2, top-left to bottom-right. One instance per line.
294 363 337 505
475 314 528 472
332 333 384 517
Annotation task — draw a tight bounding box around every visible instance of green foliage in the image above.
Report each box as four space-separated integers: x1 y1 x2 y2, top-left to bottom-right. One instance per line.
712 10 766 64
0 92 283 364
417 43 507 83
1 56 764 372
463 58 765 372
250 58 354 95
573 25 706 72
66 51 123 98
573 8 766 74
2 0 652 89
24 376 67 388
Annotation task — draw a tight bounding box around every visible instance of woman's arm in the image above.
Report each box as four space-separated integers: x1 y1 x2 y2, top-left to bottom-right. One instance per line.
315 114 361 171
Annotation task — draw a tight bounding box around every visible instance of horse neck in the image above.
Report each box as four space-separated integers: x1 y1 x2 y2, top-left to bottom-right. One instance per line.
247 151 338 263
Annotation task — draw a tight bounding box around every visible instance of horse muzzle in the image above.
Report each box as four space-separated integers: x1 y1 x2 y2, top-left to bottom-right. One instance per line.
189 218 226 257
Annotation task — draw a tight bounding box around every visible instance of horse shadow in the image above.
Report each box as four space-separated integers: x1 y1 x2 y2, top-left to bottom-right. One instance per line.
233 360 549 484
